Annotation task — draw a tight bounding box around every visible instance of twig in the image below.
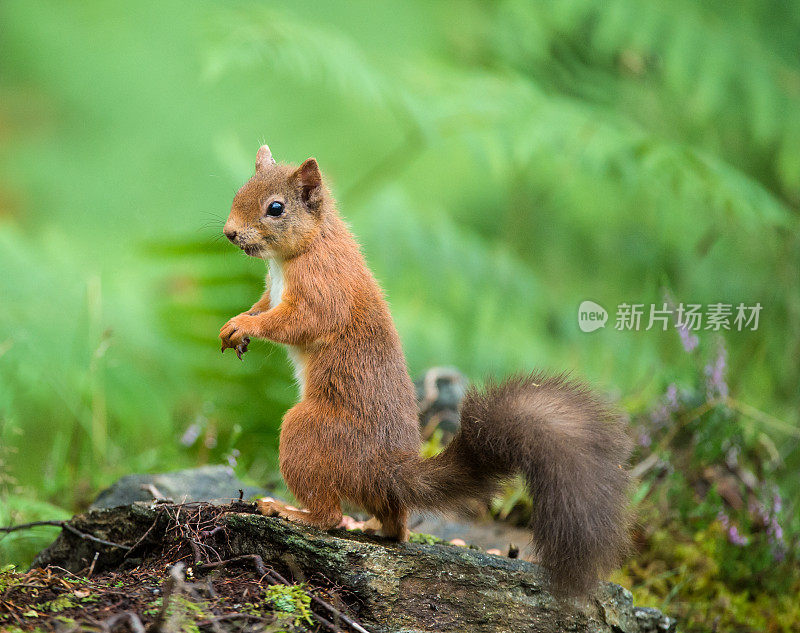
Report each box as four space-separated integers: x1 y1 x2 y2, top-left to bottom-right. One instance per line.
629 451 661 480
140 482 171 501
61 523 132 551
124 514 161 559
87 551 100 579
0 520 131 551
724 396 800 438
311 610 345 633
0 519 65 533
43 565 86 581
199 525 225 538
197 554 268 577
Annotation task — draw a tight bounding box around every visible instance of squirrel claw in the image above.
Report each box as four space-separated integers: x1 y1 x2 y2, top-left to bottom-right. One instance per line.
235 339 249 360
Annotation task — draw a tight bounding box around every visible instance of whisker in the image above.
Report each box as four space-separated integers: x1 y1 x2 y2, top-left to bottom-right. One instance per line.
199 211 226 220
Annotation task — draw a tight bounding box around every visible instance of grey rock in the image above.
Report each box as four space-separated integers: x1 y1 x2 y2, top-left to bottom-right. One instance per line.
90 465 269 509
415 367 466 440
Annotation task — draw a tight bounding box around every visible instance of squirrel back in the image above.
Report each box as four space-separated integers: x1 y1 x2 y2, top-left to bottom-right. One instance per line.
220 145 632 596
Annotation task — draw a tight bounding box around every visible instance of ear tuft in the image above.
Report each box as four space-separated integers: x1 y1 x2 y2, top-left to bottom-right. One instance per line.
255 145 276 172
294 158 323 209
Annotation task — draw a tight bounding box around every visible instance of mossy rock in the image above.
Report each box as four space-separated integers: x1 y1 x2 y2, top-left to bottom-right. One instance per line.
32 503 674 633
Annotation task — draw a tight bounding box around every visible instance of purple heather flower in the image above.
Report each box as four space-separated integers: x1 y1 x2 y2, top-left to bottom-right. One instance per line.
727 525 749 546
665 383 679 408
226 449 240 468
768 520 783 542
650 383 682 428
766 491 785 549
704 343 729 400
678 324 699 352
773 492 782 514
664 291 700 352
180 423 201 447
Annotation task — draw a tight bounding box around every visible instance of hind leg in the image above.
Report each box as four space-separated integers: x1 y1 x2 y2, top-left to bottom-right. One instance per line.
268 402 346 531
375 506 409 542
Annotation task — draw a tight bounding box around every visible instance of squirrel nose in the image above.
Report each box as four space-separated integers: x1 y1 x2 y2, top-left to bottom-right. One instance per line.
224 228 238 243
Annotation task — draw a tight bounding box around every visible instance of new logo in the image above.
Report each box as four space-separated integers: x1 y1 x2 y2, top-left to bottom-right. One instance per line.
578 301 608 332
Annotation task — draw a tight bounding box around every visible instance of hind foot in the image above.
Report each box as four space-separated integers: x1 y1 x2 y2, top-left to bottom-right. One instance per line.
256 497 342 531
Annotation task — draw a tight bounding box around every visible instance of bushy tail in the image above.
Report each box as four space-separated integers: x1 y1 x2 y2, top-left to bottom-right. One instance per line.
406 372 632 595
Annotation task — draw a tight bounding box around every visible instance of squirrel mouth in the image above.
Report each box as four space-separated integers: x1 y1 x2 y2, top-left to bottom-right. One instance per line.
242 244 260 256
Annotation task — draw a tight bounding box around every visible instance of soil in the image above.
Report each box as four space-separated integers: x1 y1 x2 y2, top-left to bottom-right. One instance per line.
1 502 364 632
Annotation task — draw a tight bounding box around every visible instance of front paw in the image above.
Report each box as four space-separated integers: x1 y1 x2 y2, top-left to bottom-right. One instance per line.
219 314 255 359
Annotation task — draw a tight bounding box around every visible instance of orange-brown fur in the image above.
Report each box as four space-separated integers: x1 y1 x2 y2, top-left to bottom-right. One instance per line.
220 145 632 595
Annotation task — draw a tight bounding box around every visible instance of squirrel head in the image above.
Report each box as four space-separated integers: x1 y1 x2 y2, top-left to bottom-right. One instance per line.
223 145 326 260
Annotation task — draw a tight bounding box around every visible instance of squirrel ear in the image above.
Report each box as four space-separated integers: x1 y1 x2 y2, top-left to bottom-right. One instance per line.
293 158 323 209
255 145 276 172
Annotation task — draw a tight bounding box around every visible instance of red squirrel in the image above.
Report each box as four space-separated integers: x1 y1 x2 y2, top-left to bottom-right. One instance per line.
219 145 631 595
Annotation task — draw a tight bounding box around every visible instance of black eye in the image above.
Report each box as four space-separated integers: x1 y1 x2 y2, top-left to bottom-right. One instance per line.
266 201 284 217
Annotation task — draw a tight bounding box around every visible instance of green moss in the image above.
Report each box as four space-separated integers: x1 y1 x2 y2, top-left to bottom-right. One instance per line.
0 564 19 593
264 584 314 627
613 520 800 633
39 595 77 612
142 597 163 616
408 532 443 545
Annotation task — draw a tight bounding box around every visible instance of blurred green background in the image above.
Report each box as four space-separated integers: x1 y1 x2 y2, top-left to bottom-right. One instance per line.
1 1 799 629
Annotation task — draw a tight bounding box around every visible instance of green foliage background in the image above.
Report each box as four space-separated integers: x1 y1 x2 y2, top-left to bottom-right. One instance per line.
1 1 799 628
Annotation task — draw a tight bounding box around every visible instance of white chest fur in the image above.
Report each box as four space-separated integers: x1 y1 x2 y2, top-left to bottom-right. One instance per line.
267 258 306 395
267 257 285 308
